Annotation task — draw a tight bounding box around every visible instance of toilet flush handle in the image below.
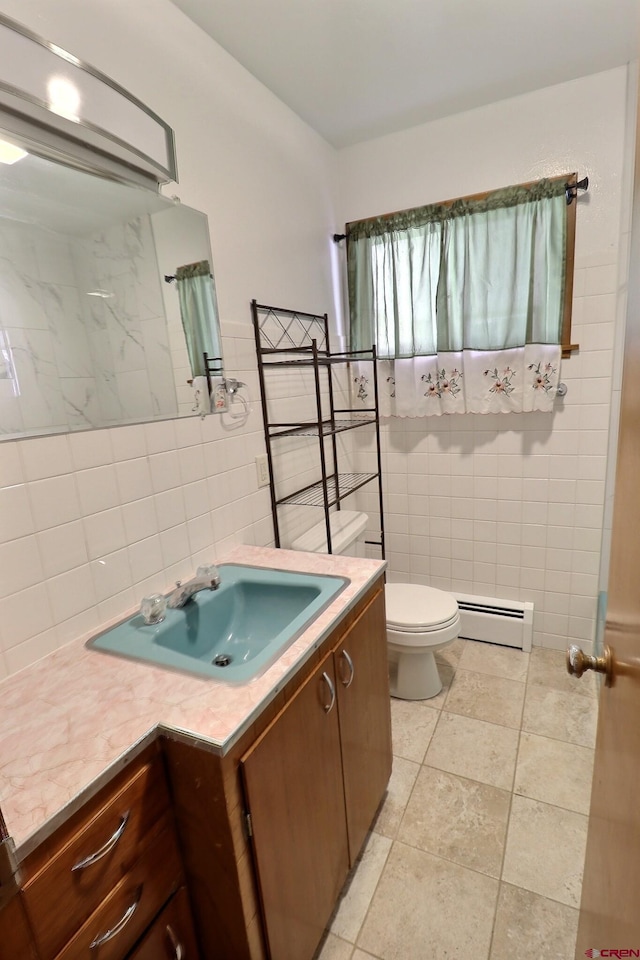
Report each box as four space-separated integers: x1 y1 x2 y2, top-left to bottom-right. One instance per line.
339 650 355 688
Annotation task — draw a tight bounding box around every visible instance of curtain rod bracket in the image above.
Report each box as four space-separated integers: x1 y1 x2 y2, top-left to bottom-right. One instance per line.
164 274 176 283
566 176 589 206
333 233 347 243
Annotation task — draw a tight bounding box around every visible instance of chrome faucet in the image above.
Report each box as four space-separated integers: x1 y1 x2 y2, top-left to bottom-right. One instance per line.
167 564 221 608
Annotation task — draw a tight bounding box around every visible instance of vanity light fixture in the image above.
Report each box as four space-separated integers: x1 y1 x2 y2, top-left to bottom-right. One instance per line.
0 136 27 164
47 76 81 122
0 12 177 184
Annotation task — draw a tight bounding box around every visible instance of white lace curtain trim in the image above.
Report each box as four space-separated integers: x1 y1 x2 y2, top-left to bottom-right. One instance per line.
352 345 562 417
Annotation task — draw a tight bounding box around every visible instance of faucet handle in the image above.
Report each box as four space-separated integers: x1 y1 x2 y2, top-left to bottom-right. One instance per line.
197 563 220 586
140 593 167 625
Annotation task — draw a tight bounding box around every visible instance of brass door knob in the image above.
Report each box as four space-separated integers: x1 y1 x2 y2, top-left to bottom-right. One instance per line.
566 643 612 685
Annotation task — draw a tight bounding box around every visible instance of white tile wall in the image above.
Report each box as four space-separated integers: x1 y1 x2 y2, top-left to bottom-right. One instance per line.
0 321 274 681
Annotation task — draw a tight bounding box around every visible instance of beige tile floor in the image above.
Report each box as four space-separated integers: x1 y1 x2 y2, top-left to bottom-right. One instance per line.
316 639 599 960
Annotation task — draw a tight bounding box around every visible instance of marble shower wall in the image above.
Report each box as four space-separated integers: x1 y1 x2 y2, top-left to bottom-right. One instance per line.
0 213 178 438
76 213 178 427
0 219 93 436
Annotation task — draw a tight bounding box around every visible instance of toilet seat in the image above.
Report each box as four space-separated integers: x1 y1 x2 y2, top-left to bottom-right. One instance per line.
385 583 459 633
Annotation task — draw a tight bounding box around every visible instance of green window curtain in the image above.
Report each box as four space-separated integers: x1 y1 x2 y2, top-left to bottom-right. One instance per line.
176 260 221 378
348 178 567 357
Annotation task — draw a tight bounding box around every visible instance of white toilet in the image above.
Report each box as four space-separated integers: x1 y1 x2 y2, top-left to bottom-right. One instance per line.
291 511 461 700
385 583 460 699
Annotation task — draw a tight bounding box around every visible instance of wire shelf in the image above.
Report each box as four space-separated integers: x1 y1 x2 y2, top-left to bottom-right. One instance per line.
269 417 376 439
260 352 374 367
277 472 378 508
252 299 385 559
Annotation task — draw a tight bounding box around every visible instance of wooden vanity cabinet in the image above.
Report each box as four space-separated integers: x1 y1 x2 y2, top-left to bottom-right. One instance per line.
333 584 392 864
18 741 194 960
241 650 350 960
128 887 200 960
3 575 388 960
241 584 391 960
0 891 39 959
165 578 391 960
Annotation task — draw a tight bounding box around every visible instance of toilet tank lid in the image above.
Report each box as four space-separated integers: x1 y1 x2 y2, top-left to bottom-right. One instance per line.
291 511 368 554
385 583 459 630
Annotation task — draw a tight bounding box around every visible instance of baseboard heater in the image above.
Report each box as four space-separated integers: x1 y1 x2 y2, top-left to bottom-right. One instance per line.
454 593 534 652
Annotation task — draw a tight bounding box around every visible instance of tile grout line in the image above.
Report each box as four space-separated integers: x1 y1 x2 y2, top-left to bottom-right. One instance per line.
340 670 456 957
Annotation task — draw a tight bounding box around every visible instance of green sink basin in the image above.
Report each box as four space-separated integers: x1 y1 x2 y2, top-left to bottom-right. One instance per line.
87 563 349 683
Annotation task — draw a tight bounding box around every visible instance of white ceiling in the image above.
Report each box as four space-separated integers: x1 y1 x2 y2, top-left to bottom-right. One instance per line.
170 0 640 147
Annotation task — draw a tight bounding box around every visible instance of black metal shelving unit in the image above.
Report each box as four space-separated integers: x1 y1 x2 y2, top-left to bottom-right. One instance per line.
251 299 385 558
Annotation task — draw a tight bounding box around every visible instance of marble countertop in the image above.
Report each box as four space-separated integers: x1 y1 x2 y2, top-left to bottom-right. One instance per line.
0 545 385 859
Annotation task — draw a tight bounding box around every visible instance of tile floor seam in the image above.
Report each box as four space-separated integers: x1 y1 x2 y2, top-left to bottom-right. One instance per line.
443 666 528 731
384 831 509 887
527 679 598 700
511 785 593 818
488 880 509 960
348 835 395 957
419 756 514 797
423 708 522 792
509 789 591 824
519 723 597 749
487 724 524 959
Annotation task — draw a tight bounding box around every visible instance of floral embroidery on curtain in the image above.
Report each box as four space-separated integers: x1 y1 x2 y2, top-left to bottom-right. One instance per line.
348 178 567 416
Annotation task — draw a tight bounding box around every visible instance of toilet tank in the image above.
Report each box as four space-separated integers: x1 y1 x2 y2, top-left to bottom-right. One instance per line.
291 511 368 557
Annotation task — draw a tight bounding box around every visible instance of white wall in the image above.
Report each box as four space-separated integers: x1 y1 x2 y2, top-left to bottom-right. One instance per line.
0 0 340 679
338 67 635 651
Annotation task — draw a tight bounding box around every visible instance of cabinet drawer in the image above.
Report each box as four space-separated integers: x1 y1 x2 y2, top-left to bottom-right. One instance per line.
55 821 182 960
23 754 171 960
128 887 200 960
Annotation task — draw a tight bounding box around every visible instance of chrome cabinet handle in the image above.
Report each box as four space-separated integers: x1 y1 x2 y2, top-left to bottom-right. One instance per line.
166 925 185 960
72 812 130 872
322 671 336 713
89 887 141 949
339 650 355 688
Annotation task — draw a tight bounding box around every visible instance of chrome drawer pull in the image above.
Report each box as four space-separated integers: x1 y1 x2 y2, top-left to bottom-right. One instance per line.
322 671 336 713
72 812 130 872
340 650 355 688
89 887 141 949
166 924 185 960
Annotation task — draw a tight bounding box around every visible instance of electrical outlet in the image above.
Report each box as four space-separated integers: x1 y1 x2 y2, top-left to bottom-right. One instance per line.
255 454 270 487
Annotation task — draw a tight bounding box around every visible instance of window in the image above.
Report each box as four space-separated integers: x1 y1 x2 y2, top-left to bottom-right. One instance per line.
345 176 578 417
347 175 577 361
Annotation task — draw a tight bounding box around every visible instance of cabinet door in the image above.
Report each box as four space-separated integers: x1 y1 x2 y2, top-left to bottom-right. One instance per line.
334 588 392 864
129 887 200 960
241 651 348 960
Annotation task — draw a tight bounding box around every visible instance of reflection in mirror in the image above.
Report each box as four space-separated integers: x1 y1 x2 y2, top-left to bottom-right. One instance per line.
172 260 222 378
0 151 222 440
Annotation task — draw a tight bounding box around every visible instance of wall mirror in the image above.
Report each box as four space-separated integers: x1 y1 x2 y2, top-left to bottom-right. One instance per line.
0 148 222 440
